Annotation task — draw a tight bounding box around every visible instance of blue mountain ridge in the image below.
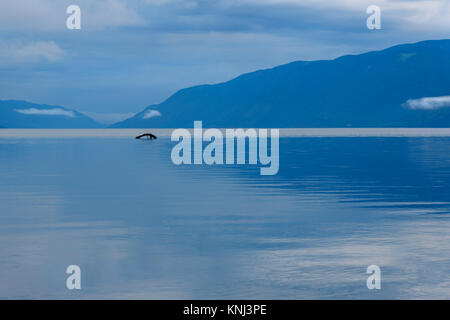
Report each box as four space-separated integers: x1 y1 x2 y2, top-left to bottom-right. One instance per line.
0 100 100 128
112 39 450 128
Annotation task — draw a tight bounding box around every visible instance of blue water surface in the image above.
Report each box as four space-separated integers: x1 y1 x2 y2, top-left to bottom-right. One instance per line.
1 135 450 299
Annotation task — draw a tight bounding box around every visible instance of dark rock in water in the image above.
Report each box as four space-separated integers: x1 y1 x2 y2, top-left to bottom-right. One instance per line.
136 133 157 140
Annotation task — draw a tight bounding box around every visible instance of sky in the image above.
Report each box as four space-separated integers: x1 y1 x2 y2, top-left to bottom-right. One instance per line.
0 0 449 124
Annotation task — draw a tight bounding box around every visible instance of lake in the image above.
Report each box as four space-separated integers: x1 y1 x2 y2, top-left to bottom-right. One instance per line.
1 129 450 299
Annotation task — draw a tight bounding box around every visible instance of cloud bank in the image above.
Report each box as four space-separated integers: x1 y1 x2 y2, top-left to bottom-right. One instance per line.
0 41 64 64
403 96 450 110
142 110 162 119
14 108 75 117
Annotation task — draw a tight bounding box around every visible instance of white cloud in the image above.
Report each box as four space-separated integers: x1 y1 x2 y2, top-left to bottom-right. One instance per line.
142 109 162 119
0 0 61 32
0 0 447 32
403 96 450 110
14 108 75 117
15 41 64 62
85 0 146 29
141 0 197 7
0 41 65 64
0 0 145 31
238 0 450 31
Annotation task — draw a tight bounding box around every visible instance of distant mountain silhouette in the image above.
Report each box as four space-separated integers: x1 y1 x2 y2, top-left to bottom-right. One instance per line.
113 39 450 128
0 100 100 128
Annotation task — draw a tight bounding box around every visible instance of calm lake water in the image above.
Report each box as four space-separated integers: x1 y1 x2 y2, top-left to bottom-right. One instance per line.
1 130 450 299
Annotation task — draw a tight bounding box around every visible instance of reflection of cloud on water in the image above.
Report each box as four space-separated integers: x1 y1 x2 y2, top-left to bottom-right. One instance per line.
0 221 139 299
245 217 450 299
407 138 450 171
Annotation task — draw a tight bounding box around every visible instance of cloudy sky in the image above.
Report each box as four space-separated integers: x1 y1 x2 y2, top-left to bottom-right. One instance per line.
0 0 449 123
